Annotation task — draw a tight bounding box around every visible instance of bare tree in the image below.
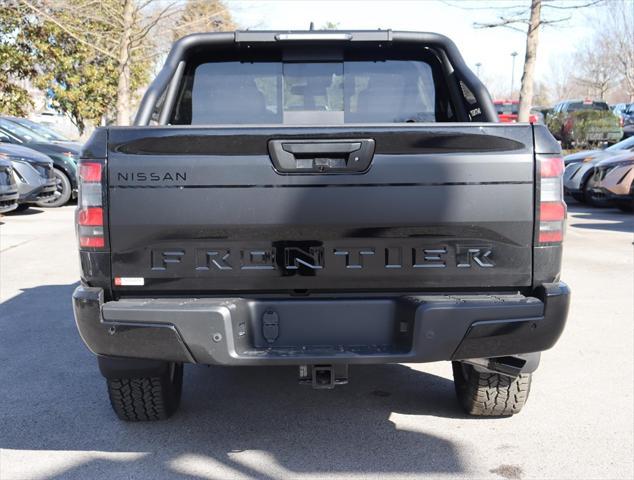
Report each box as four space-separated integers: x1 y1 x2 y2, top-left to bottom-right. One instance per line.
446 0 603 121
549 55 580 100
517 0 541 122
598 1 634 101
20 0 185 125
532 80 552 107
479 71 514 100
572 35 619 100
170 0 235 42
558 2 634 103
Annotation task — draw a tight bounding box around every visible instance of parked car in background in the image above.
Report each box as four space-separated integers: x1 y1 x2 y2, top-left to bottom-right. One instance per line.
583 152 634 208
493 100 539 123
613 103 629 119
533 106 552 121
530 107 545 124
548 99 622 148
563 134 634 168
596 153 634 212
0 143 56 210
613 103 634 139
0 117 78 207
562 148 603 166
564 135 634 205
6 116 81 149
0 158 19 214
30 110 81 140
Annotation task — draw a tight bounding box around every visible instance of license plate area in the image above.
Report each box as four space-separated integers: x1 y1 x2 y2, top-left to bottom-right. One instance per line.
248 298 411 351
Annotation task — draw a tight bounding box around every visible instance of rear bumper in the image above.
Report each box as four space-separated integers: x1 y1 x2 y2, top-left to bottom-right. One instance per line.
73 283 570 366
585 131 622 142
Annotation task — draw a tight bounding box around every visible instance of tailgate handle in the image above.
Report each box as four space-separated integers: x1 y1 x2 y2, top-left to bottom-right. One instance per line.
268 139 375 173
282 142 361 155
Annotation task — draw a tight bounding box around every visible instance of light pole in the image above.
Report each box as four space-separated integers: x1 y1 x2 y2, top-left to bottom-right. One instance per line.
475 62 482 77
510 51 518 99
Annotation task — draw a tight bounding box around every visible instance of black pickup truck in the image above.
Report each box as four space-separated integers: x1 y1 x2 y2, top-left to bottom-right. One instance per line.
73 30 570 421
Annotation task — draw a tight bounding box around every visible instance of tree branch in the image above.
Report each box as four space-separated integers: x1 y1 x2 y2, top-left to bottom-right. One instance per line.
135 0 155 13
99 1 125 26
439 0 530 12
542 0 604 10
19 0 118 60
474 16 529 33
130 2 181 48
540 16 572 26
170 7 230 31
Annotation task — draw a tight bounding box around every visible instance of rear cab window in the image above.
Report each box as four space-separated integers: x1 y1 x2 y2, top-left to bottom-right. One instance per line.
495 103 518 115
171 47 458 125
566 101 610 112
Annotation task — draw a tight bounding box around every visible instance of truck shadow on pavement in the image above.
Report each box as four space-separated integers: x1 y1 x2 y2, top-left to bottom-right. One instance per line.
1 283 471 479
566 201 634 234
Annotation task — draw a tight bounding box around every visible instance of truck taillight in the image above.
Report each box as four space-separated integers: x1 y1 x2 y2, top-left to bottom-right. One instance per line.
77 160 105 249
538 156 566 244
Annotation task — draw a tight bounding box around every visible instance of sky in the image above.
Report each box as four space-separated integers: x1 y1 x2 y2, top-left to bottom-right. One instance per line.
226 0 607 97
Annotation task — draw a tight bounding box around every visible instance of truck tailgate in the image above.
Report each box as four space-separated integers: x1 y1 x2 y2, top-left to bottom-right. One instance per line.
106 125 535 293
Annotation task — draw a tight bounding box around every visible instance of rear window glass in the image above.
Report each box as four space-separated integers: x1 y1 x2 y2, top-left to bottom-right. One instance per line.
495 103 518 115
567 101 609 112
173 60 441 125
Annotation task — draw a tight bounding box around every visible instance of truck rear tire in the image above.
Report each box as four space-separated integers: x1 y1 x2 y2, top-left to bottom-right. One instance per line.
106 362 183 421
452 361 531 416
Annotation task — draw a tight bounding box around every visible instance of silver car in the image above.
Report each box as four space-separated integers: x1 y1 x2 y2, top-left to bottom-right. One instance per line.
564 135 634 203
0 158 18 213
0 143 57 208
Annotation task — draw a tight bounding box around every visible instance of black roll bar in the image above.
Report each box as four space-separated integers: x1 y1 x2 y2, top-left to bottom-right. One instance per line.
134 30 497 126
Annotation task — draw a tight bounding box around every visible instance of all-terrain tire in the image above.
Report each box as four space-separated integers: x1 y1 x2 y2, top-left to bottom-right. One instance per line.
106 362 183 421
452 362 531 416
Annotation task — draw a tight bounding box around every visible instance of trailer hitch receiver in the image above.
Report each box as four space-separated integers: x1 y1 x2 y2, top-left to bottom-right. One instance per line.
299 364 349 389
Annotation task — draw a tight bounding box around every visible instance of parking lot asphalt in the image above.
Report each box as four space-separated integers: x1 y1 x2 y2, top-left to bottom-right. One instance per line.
0 203 632 480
